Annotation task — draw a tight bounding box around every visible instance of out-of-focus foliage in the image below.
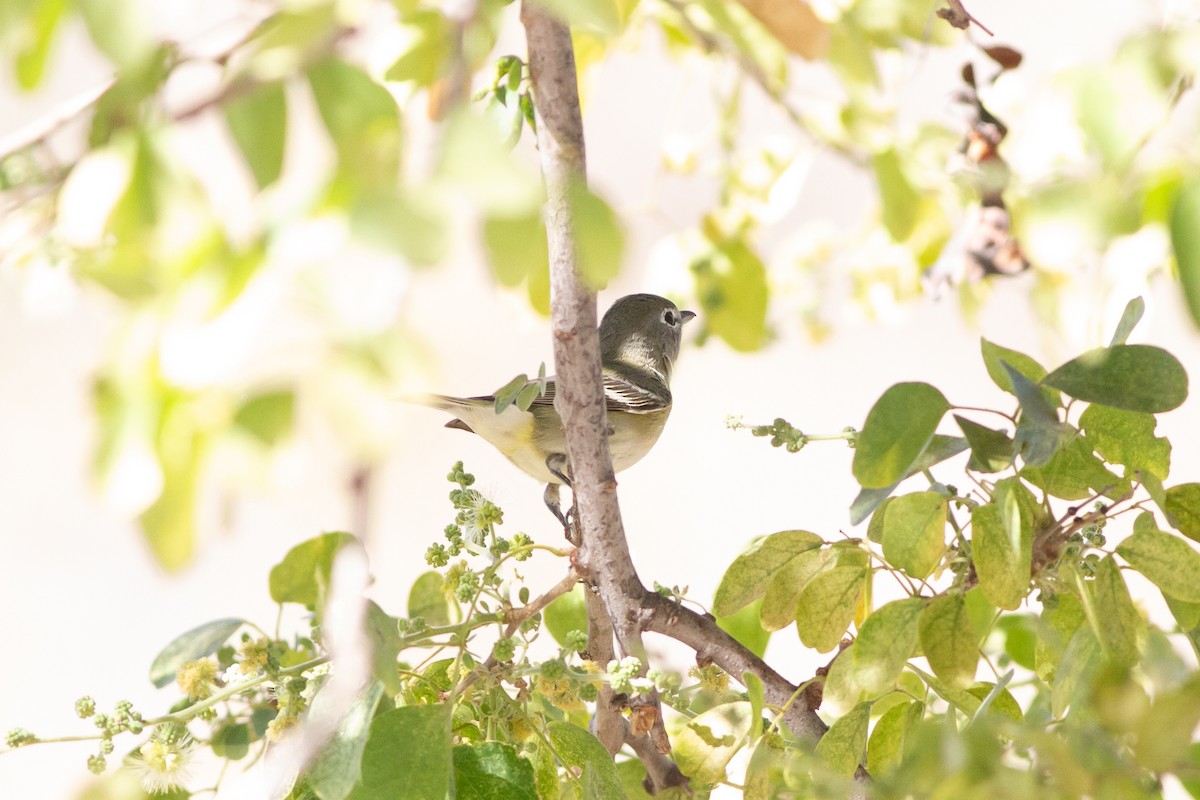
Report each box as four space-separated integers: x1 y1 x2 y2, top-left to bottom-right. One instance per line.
0 1 1197 567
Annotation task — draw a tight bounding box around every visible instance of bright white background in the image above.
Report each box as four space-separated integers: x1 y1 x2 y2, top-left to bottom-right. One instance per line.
2 1 1199 797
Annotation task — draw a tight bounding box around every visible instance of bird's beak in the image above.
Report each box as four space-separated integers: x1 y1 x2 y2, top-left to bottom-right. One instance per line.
681 310 697 324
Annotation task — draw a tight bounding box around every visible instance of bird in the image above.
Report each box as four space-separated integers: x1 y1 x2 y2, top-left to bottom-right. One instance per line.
404 293 695 527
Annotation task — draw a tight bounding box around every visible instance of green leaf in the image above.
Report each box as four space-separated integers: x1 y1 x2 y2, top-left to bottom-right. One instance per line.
1020 434 1123 501
693 233 769 351
384 11 451 86
1005 363 1071 468
743 671 765 742
212 722 251 760
815 701 870 777
980 339 1050 396
759 547 833 631
309 59 402 189
881 491 947 580
529 0 621 35
1043 345 1189 413
269 532 358 608
955 415 1014 473
13 0 69 90
995 614 1037 670
964 681 1023 723
713 530 823 616
866 700 921 776
149 618 246 688
233 390 295 446
140 400 206 571
568 178 625 288
483 212 549 288
1088 555 1142 668
971 479 1032 610
852 383 950 489
1079 404 1170 481
1166 484 1200 543
492 373 530 414
365 602 405 695
76 0 154 69
308 682 385 800
350 704 452 800
1035 593 1085 683
453 742 538 800
436 109 544 215
348 189 449 266
744 739 787 800
1116 527 1200 602
544 585 588 648
673 702 753 788
796 565 866 653
225 83 287 189
1051 626 1103 718
827 598 924 702
873 148 920 241
1171 179 1200 328
919 594 978 689
1133 677 1200 772
849 435 967 524
716 598 770 658
1109 296 1145 346
408 570 452 627
546 722 628 799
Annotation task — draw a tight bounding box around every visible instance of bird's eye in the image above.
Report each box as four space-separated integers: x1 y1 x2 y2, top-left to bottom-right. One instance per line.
663 310 677 325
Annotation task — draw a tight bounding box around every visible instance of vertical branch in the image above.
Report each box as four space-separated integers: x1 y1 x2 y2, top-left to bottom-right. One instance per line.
519 4 643 619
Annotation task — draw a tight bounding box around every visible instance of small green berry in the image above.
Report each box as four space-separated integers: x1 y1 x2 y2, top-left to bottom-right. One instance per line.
75 696 96 719
86 754 106 774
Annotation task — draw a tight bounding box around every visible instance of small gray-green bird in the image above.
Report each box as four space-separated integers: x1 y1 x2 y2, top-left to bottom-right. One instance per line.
405 293 695 525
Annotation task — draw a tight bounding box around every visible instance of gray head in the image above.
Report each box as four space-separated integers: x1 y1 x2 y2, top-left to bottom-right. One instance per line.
598 293 696 379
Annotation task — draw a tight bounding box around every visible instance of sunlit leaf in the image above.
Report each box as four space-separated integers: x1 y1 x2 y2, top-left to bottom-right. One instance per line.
693 232 769 351
408 570 453 627
866 700 921 776
308 682 385 799
716 598 770 658
225 83 287 189
1043 345 1188 413
453 742 538 800
849 435 967 524
713 530 823 616
546 722 627 799
1171 179 1200 328
881 491 947 580
1166 483 1200 543
1109 296 1145 346
873 148 920 242
955 415 1013 473
1079 404 1170 482
852 383 949 489
760 547 833 631
14 0 69 89
920 594 978 689
971 479 1032 610
544 585 587 648
796 565 865 652
269 531 358 608
1117 526 1200 602
1088 555 1142 668
483 211 549 287
233 390 294 446
351 704 452 799
815 701 869 777
148 618 247 688
309 58 402 189
827 598 924 702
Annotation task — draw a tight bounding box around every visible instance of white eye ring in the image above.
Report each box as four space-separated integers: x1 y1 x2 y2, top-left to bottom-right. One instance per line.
663 310 677 325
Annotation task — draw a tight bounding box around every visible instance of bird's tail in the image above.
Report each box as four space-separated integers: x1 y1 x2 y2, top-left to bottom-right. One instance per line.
399 393 478 433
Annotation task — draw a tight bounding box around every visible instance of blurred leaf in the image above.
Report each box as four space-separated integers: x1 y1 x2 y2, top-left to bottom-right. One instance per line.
1133 677 1200 772
1006 364 1071 468
919 594 977 689
269 531 358 608
1116 526 1200 602
1043 345 1188 413
1166 484 1200 542
233 390 295 446
212 722 251 760
224 83 287 189
351 705 452 800
827 598 924 702
796 565 865 652
529 0 620 35
827 19 878 88
713 530 822 616
409 570 453 626
149 618 246 688
483 211 549 287
971 479 1032 610
734 0 828 59
544 585 587 648
866 700 921 776
349 189 449 265
881 491 947 580
716 598 770 658
815 701 869 777
1051 626 1102 718
760 547 833 631
309 682 385 800
1079 404 1170 481
964 682 1023 723
568 178 625 288
436 110 544 215
140 397 206 571
384 10 451 86
873 148 920 241
693 233 769 351
955 415 1013 473
1088 555 1142 668
695 0 788 90
995 614 1036 670
1109 296 1145 346
76 0 154 69
546 722 627 799
849 435 967 524
309 58 402 189
852 382 949 489
1171 179 1200 328
453 743 537 800
14 0 69 89
365 602 405 696
1035 593 1085 683
673 702 752 787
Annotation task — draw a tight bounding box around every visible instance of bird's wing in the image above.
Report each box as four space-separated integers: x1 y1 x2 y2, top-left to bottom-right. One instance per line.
523 373 670 414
